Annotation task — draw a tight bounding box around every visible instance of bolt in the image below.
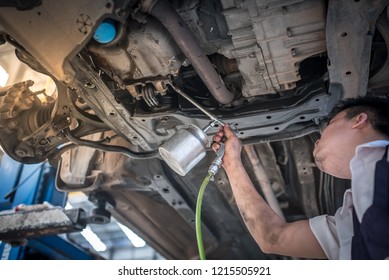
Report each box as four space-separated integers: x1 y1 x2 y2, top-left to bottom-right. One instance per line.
15 149 26 157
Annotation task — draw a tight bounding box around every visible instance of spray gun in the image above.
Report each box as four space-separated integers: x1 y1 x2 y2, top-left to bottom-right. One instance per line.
159 85 231 260
159 84 226 176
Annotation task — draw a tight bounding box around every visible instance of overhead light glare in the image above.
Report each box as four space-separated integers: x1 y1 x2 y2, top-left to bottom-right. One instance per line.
65 202 73 210
118 223 146 248
81 226 107 252
0 65 9 87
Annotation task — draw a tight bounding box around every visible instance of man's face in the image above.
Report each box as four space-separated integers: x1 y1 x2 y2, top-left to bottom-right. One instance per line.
313 110 354 179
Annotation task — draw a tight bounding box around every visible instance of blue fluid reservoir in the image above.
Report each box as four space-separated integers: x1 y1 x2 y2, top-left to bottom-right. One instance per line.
93 19 116 44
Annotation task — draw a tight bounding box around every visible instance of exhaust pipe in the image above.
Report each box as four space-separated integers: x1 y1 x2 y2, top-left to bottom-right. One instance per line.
141 0 235 105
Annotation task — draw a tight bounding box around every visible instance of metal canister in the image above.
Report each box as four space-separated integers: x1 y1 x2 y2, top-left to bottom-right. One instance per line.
158 124 210 176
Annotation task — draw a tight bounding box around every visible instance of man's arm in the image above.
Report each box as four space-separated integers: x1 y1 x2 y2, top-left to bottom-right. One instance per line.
212 125 327 259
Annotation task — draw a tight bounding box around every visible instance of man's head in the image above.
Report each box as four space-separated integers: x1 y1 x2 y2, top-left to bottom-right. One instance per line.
313 96 389 179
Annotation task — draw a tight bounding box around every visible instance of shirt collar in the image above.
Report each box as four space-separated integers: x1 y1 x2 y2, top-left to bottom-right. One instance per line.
355 140 389 153
350 139 389 222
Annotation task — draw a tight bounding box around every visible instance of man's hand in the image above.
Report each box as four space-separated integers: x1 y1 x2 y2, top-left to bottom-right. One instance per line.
211 124 242 170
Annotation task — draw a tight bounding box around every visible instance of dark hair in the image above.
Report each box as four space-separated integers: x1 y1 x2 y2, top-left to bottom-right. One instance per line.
329 96 389 137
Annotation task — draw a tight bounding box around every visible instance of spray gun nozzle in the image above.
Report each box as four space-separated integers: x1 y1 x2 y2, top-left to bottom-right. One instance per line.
202 120 224 134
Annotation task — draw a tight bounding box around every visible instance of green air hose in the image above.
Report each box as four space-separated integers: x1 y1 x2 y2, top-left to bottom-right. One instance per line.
196 172 213 260
196 142 225 260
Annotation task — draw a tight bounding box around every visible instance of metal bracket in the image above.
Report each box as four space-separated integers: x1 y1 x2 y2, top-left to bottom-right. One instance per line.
326 0 389 98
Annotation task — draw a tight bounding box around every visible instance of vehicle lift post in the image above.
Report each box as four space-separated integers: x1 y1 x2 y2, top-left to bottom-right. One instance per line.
0 154 95 260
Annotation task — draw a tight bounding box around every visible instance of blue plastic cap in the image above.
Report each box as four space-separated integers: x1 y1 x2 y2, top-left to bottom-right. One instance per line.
93 19 117 44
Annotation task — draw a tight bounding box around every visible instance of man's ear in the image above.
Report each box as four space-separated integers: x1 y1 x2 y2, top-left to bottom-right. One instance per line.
351 112 369 129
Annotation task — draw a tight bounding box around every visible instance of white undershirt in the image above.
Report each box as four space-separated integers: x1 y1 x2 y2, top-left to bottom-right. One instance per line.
309 140 389 259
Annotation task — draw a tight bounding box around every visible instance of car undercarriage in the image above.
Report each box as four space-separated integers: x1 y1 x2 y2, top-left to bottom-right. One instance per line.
0 0 389 259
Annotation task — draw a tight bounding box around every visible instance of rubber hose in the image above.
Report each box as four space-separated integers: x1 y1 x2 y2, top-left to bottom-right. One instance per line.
196 172 212 260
